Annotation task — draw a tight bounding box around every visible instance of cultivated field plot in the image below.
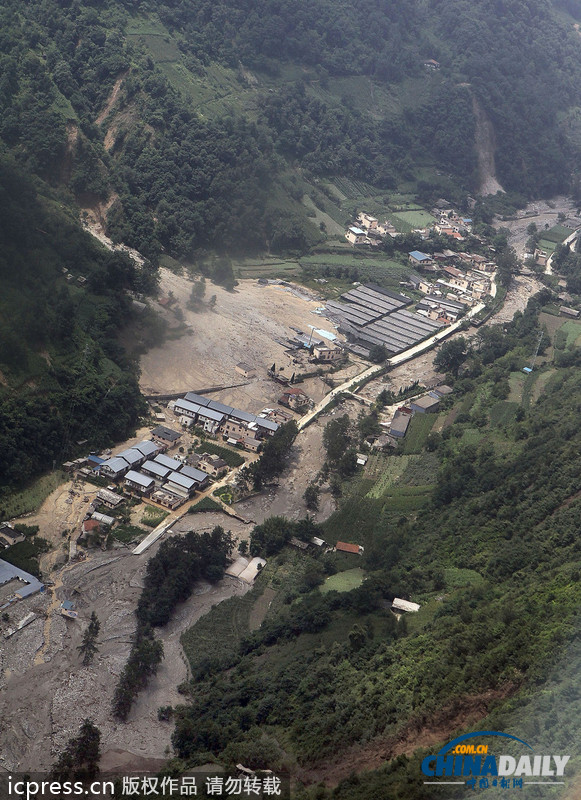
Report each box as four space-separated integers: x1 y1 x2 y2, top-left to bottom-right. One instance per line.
320 567 365 594
402 413 436 454
559 320 581 348
390 209 436 232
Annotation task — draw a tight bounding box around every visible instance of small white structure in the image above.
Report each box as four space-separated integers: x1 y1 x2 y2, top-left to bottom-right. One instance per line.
392 597 421 613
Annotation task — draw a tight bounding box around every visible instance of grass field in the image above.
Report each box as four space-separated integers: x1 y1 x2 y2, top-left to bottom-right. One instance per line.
141 506 169 528
111 524 147 544
0 471 67 519
320 567 365 594
402 414 435 454
181 585 260 673
560 320 581 348
508 371 526 402
390 209 436 232
444 567 485 588
489 401 519 427
530 368 557 403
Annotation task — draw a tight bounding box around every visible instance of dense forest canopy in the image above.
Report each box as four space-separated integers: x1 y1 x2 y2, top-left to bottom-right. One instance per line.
0 153 146 495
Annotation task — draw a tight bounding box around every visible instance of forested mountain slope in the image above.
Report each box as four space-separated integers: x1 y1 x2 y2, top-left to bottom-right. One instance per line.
2 0 581 263
171 296 581 797
0 154 148 496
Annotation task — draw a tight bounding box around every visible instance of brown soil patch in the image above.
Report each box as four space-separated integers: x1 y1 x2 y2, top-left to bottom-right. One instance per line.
96 71 128 126
298 686 516 787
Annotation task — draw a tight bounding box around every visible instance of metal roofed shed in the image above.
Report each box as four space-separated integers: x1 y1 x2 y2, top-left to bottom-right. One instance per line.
165 471 197 490
410 395 440 413
117 448 143 466
184 392 211 407
133 440 162 457
99 456 130 476
179 464 210 484
124 470 156 490
336 541 364 555
142 460 172 480
390 412 410 438
0 559 44 600
154 453 184 471
392 597 421 613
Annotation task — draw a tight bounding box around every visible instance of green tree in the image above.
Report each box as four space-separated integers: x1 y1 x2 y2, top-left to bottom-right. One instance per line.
434 337 469 377
78 611 100 666
303 484 320 511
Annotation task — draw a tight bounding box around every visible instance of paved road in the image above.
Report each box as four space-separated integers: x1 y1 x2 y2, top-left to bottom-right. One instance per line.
132 454 259 555
546 229 580 276
297 301 485 431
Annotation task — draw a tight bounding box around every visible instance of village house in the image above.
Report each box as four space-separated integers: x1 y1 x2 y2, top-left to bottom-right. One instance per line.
389 411 410 439
345 227 368 245
117 448 145 470
153 453 183 472
423 58 440 70
356 212 378 231
133 440 162 460
235 362 257 379
0 523 25 549
243 436 262 452
196 406 225 434
336 541 364 555
96 488 124 508
410 394 440 414
141 459 172 481
100 456 131 480
180 464 211 489
223 419 248 440
279 387 311 411
151 426 181 448
312 344 343 362
163 471 197 499
124 470 155 497
151 489 183 510
197 453 228 478
408 250 433 268
266 408 293 424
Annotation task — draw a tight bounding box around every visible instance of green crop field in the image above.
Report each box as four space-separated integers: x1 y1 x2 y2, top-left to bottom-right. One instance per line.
366 455 413 498
560 320 581 348
195 441 245 467
489 401 519 427
542 224 571 243
320 567 365 594
0 471 67 519
391 209 436 231
402 413 435 454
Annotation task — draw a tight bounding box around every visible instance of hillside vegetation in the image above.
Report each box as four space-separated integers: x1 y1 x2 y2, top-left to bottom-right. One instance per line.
171 296 581 795
0 153 147 498
2 0 581 266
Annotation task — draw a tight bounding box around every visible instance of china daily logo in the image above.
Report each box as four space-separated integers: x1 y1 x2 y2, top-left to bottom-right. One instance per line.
422 732 570 789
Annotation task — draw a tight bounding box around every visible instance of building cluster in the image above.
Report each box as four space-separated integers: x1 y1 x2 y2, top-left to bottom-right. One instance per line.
94 438 212 509
345 202 474 248
171 392 279 452
406 251 493 322
325 283 443 359
345 213 397 246
373 384 453 450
